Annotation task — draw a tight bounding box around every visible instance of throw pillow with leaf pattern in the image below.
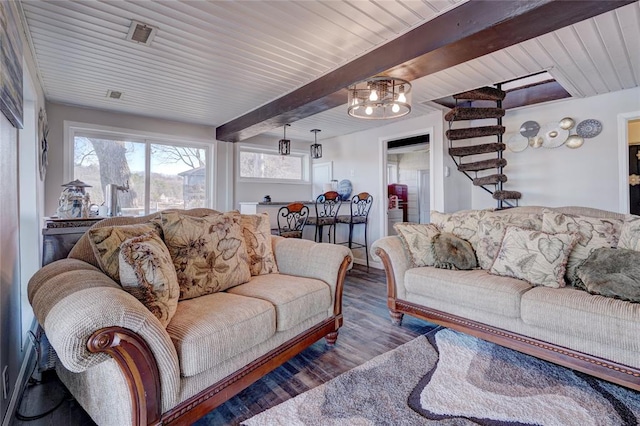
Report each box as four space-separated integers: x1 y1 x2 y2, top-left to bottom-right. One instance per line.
490 226 577 288
431 209 488 250
160 211 251 300
541 209 622 286
617 214 640 251
241 212 278 275
394 222 440 267
119 231 179 327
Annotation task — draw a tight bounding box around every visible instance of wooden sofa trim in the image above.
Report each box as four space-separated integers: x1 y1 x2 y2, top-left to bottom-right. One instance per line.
375 247 640 392
88 254 352 426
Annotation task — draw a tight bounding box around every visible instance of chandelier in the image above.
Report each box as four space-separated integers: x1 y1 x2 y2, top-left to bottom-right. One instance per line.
310 129 322 159
347 76 411 119
279 123 291 156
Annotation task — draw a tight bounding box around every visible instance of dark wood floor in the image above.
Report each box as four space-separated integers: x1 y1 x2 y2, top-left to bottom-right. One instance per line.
12 265 436 426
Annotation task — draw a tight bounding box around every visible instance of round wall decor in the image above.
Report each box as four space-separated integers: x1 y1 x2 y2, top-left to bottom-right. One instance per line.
38 108 49 181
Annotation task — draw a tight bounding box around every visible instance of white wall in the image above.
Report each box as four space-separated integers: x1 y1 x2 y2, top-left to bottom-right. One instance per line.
471 87 640 212
44 103 218 215
234 135 313 206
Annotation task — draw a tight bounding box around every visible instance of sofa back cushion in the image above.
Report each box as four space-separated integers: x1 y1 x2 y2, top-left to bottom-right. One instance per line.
241 213 279 275
119 231 180 327
541 209 622 286
618 214 640 251
160 210 251 300
431 209 488 250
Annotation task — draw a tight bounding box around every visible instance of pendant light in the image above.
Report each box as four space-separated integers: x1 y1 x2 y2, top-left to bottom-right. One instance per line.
279 124 291 156
310 129 322 159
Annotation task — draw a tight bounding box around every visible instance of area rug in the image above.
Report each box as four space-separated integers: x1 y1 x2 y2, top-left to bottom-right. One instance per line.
243 328 640 425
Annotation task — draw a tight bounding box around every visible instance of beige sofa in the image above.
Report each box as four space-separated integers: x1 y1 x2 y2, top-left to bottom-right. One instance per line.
28 209 352 425
373 206 640 391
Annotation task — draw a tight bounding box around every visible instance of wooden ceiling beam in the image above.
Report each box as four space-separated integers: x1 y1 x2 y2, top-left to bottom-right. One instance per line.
216 0 634 142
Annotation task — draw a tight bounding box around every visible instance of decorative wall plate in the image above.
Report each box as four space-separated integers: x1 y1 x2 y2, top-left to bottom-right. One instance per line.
565 134 584 149
506 133 528 153
576 119 602 138
540 122 569 148
519 121 540 138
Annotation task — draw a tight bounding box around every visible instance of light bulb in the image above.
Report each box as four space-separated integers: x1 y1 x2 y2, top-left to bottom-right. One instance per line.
392 103 400 113
369 89 378 101
398 92 406 103
365 106 373 115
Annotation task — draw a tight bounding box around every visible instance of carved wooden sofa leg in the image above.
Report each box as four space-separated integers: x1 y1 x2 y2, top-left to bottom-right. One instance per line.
390 311 404 326
325 331 339 345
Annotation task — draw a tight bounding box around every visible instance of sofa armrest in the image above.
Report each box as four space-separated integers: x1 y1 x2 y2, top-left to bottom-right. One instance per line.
272 238 352 314
372 236 410 300
28 259 181 417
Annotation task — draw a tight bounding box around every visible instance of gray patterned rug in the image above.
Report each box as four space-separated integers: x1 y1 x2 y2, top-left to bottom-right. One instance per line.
243 328 640 425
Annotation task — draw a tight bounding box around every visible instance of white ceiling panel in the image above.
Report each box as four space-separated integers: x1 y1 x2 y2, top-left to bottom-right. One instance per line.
19 0 640 140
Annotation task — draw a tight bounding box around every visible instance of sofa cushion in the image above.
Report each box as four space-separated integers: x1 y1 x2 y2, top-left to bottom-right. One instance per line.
404 267 532 318
575 247 640 303
431 209 487 250
227 274 331 331
476 212 543 270
167 292 275 377
432 233 477 270
393 222 440 267
618 214 640 251
490 227 576 288
88 222 162 283
119 231 180 327
541 210 622 286
521 286 640 353
161 211 251 300
241 213 279 276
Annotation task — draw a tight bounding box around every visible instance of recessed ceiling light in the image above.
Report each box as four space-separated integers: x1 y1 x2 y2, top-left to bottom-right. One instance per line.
106 90 123 100
126 20 157 46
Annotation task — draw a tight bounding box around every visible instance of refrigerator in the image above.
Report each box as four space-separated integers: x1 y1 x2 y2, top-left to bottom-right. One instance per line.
388 184 408 222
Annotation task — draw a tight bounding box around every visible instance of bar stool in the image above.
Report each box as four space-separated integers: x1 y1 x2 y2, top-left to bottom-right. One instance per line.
306 191 342 243
336 192 373 268
277 203 309 238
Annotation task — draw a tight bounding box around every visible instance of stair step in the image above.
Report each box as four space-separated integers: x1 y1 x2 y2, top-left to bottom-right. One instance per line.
454 86 506 101
493 190 522 200
449 143 505 157
446 125 505 141
458 158 507 172
473 174 508 186
445 107 505 122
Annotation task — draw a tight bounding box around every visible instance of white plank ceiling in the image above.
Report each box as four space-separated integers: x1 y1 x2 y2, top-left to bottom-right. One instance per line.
20 0 640 141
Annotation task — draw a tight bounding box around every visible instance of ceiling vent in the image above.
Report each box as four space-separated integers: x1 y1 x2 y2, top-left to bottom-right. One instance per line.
126 20 157 46
106 90 123 100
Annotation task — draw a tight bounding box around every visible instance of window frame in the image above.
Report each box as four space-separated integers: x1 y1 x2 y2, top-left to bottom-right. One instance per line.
236 144 310 184
64 121 215 214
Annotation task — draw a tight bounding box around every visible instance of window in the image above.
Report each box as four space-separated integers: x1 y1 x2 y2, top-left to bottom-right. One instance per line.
68 123 212 216
238 146 309 182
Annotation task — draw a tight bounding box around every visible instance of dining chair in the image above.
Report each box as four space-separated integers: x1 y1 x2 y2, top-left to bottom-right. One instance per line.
336 192 373 268
277 202 309 238
306 191 342 243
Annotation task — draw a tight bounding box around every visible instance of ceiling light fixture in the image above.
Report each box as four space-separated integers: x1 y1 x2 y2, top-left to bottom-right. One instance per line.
310 129 322 159
279 124 291 156
347 76 411 120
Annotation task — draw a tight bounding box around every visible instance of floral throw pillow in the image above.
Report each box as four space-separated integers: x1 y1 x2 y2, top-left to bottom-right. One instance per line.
618 214 640 251
476 212 543 270
393 222 440 267
431 209 487 250
490 226 576 288
119 231 180 327
88 222 162 283
160 211 251 300
541 210 622 286
241 213 278 275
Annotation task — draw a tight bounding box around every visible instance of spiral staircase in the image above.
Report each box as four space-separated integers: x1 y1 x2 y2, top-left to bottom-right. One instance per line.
445 85 521 209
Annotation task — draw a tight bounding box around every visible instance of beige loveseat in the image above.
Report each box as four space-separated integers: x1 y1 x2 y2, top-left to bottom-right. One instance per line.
372 206 640 391
28 209 352 425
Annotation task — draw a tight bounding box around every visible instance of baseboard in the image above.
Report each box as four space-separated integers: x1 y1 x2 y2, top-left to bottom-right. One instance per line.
1 319 38 426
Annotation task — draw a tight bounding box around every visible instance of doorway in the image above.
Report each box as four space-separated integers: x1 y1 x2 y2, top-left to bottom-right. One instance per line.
618 113 640 213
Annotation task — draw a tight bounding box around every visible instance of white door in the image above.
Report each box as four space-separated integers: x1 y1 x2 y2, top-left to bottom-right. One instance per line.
418 170 430 223
312 161 332 199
